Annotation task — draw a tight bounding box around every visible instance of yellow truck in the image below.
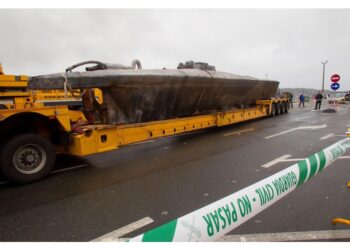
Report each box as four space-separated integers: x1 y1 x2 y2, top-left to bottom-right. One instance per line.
0 64 289 184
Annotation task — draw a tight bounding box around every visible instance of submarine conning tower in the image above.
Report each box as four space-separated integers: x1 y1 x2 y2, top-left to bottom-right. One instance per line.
177 60 216 71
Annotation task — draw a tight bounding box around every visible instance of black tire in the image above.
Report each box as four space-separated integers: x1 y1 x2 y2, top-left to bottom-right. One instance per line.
279 102 284 114
271 103 276 116
284 102 289 113
0 133 55 184
275 102 280 115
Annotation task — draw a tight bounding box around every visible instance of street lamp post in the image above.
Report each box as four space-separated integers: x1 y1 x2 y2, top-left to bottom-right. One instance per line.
321 60 328 93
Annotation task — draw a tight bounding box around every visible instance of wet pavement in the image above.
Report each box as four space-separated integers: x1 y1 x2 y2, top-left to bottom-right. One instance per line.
0 101 349 241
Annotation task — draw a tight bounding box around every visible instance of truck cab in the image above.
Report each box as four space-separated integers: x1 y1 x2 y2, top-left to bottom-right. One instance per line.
0 64 88 183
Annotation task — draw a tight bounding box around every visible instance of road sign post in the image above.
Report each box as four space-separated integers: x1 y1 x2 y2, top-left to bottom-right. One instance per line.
321 61 328 93
329 74 341 111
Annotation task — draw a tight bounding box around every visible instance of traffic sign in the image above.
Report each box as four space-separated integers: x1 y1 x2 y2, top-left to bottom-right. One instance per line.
331 82 340 90
331 74 340 82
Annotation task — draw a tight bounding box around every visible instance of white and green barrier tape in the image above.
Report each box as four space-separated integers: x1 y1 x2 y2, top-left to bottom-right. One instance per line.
130 137 350 242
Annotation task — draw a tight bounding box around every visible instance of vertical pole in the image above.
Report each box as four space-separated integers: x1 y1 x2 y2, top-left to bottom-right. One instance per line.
321 60 328 94
322 63 325 93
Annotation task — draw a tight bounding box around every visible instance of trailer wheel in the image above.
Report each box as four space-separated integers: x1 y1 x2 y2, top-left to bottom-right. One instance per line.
279 102 284 114
270 103 276 116
0 133 55 184
284 102 289 113
274 102 280 115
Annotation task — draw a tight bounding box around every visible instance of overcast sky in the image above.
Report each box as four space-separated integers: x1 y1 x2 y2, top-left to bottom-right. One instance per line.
0 9 349 90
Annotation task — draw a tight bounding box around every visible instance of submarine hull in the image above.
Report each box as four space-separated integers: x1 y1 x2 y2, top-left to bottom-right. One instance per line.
28 69 279 124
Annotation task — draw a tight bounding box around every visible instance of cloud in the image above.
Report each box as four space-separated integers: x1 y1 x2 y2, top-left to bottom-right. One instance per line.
0 9 349 90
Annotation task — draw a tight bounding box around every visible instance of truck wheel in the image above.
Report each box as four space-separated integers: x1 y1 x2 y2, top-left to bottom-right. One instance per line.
0 133 55 184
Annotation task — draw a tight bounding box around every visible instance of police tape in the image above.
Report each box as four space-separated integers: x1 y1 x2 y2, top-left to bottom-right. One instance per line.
129 137 350 242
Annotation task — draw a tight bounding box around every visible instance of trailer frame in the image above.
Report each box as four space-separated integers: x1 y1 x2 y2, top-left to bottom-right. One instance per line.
69 98 288 156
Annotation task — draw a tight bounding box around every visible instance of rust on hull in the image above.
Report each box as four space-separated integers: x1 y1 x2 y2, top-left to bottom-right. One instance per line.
28 61 279 124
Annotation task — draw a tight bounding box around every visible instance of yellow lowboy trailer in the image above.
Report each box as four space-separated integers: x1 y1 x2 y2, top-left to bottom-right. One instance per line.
0 96 288 184
0 63 288 184
69 100 286 156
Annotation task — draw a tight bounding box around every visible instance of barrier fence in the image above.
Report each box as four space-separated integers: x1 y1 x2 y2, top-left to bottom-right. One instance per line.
129 137 350 242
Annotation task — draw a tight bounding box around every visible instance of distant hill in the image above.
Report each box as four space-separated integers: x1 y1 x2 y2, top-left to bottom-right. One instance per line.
279 88 338 98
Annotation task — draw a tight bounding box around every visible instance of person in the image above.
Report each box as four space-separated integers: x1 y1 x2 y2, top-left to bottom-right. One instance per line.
289 93 293 108
315 91 323 110
299 94 305 107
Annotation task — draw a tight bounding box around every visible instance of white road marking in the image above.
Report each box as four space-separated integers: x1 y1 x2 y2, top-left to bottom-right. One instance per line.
262 154 350 168
51 164 88 174
320 133 346 140
281 158 305 162
294 115 310 120
218 229 350 242
223 128 254 136
92 217 154 242
265 128 299 139
265 124 327 139
320 133 335 140
133 140 155 145
262 154 292 168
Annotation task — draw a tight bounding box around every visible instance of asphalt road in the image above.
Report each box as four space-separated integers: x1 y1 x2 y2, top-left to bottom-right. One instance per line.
0 101 349 241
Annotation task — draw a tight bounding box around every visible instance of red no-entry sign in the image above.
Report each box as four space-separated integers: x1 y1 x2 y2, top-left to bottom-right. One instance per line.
331 74 340 82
